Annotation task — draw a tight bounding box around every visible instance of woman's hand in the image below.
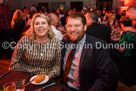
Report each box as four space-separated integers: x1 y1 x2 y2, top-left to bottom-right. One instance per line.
117 44 125 52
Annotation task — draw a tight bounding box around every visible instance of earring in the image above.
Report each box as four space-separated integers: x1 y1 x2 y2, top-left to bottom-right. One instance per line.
48 30 51 37
33 32 36 40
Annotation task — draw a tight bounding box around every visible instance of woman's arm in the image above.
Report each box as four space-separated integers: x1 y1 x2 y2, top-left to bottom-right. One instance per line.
9 37 25 71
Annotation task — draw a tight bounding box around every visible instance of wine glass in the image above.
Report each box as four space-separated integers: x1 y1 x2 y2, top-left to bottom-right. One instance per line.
15 79 25 91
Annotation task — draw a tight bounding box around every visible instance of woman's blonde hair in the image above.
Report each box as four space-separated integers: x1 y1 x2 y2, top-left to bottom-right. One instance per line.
24 13 55 40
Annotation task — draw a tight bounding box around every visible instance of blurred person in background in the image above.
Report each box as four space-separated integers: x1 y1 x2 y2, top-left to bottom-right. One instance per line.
10 13 61 79
11 9 25 43
101 9 106 17
102 10 109 25
114 9 121 22
56 8 64 20
81 9 86 15
60 9 73 35
132 20 136 29
96 10 103 24
85 11 111 43
22 10 28 24
116 16 136 87
56 9 64 31
48 13 63 40
0 0 12 58
107 12 119 30
25 12 34 27
60 8 72 27
121 10 126 16
72 8 78 13
30 4 37 13
21 11 34 36
126 6 136 30
126 6 136 20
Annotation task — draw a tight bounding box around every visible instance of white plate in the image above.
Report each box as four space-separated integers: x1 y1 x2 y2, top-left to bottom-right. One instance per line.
30 75 49 85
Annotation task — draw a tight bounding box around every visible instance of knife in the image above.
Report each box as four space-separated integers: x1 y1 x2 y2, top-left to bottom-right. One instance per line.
0 70 11 79
36 82 56 91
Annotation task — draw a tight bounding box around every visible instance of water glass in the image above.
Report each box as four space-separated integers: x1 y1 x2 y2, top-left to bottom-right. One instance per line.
3 82 16 91
15 79 25 91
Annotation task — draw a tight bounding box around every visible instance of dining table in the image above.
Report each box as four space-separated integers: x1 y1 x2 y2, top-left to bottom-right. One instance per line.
0 69 71 91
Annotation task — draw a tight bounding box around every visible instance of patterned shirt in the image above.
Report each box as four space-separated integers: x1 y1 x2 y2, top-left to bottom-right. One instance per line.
10 36 61 78
119 31 136 57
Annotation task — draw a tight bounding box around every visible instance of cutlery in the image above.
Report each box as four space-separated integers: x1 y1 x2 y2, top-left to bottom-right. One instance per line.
25 78 35 86
36 82 56 91
0 70 11 79
24 73 35 86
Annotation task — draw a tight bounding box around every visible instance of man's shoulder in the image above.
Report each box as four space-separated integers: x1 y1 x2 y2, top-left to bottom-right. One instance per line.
90 23 109 28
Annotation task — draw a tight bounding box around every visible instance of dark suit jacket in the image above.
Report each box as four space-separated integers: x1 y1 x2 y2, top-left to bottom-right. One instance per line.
61 35 119 91
86 22 111 43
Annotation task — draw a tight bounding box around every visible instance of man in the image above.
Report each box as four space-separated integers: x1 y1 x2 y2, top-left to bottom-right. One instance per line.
48 13 63 40
85 11 111 43
126 6 136 20
61 13 118 91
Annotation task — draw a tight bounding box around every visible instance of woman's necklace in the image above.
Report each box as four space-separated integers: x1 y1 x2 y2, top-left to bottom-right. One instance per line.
36 38 49 56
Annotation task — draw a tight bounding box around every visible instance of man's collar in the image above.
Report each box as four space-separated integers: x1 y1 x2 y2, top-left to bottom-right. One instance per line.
77 34 86 44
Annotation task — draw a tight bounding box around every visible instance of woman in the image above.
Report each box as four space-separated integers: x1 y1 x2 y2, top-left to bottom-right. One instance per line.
9 13 61 78
11 9 25 43
107 12 119 30
117 16 136 86
118 16 136 56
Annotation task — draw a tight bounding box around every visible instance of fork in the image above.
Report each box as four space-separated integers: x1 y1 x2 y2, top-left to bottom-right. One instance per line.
25 74 35 86
25 78 35 86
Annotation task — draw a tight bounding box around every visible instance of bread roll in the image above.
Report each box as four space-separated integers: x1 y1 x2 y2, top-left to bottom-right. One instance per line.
34 74 45 83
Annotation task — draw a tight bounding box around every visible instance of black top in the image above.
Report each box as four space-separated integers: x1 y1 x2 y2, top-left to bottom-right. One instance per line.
86 22 111 43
